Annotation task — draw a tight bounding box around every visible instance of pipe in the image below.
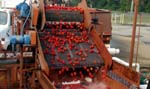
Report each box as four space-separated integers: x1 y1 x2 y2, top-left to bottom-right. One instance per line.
62 80 81 85
129 0 139 68
112 57 140 72
108 48 120 55
140 85 148 89
21 0 32 35
105 44 110 48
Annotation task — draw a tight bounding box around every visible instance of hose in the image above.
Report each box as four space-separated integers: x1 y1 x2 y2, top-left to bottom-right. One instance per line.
21 0 32 36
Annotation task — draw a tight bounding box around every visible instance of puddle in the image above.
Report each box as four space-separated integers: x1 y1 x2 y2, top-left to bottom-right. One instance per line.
146 29 150 31
121 35 143 38
143 41 150 45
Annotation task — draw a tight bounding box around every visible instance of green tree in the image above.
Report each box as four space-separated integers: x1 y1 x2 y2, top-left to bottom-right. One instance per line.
144 0 150 12
119 0 130 12
70 0 80 6
70 0 150 13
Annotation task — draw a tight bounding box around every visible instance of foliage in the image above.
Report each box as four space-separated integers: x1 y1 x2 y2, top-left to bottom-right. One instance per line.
71 0 150 13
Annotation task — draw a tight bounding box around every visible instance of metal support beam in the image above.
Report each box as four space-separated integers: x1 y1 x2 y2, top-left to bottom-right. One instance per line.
129 0 139 68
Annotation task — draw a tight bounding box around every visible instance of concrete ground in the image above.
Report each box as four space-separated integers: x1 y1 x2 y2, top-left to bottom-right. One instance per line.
111 24 150 68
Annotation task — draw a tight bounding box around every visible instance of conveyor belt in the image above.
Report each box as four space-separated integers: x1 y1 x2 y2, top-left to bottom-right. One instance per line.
38 29 104 69
0 59 18 64
45 9 84 22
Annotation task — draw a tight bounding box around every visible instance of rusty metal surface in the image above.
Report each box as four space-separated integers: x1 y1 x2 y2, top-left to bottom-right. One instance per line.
90 29 112 69
36 71 56 89
108 71 132 88
112 61 140 88
129 0 139 68
90 9 112 35
78 0 91 29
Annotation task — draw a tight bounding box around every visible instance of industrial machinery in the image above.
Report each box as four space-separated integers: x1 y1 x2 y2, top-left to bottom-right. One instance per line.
0 0 140 89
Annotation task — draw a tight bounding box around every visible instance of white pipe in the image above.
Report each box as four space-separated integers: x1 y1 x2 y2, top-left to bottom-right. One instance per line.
140 85 148 89
108 48 120 55
105 44 110 48
62 80 80 85
112 57 140 72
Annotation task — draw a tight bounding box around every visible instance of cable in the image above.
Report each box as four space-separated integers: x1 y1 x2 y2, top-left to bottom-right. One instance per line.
21 0 32 36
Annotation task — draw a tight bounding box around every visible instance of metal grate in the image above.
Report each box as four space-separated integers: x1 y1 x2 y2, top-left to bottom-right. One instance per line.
38 29 104 69
107 71 138 89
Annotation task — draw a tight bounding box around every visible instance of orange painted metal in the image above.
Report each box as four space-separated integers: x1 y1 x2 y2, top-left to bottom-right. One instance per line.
0 69 8 89
90 29 112 69
129 0 139 68
112 61 140 87
0 0 141 88
89 8 112 36
36 71 56 89
0 61 20 88
105 77 128 89
32 4 39 26
78 0 91 29
29 31 37 46
37 34 50 75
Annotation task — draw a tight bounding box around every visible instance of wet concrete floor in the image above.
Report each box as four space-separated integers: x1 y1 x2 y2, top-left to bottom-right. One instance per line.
111 24 150 68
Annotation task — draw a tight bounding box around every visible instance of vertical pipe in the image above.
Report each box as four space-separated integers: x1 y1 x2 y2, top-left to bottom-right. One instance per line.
130 0 134 13
19 49 23 88
135 14 141 63
129 0 139 68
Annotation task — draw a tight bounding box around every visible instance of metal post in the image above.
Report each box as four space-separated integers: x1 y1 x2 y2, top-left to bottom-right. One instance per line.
135 14 141 64
129 0 139 68
130 0 134 13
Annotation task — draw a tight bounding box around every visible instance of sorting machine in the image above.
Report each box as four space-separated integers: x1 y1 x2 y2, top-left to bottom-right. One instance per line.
0 0 140 89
